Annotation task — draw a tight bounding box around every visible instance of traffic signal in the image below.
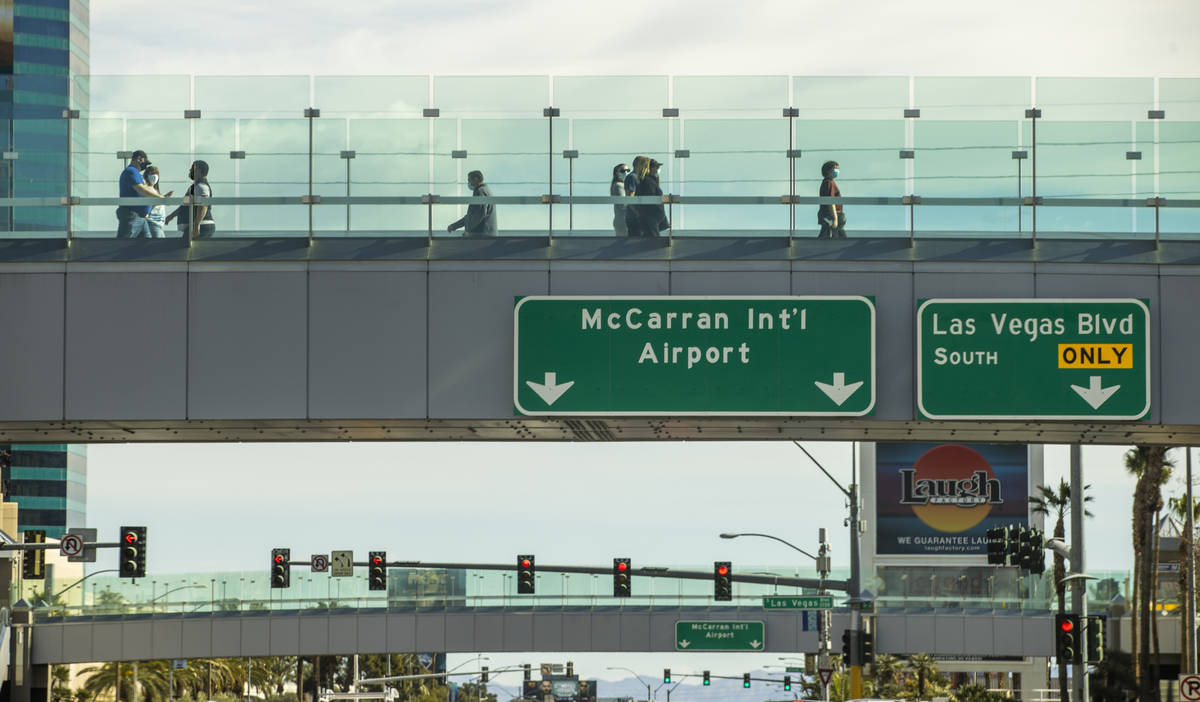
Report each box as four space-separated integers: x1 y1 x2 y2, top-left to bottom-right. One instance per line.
271 548 290 588
702 671 710 686
613 558 631 597
517 555 535 594
1056 613 1080 663
1028 529 1046 575
714 561 733 601
1087 615 1105 663
22 530 45 580
743 673 751 688
1007 526 1024 567
663 669 671 684
369 551 387 591
986 526 1008 565
481 667 489 683
860 630 875 665
567 662 574 677
841 629 852 660
523 664 531 681
783 675 791 691
119 526 147 578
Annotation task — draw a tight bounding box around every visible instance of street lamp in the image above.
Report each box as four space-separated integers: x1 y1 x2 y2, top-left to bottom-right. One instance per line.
721 529 833 702
607 667 652 701
720 532 818 561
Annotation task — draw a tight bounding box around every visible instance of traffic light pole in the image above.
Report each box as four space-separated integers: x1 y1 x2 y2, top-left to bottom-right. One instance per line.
1069 444 1089 702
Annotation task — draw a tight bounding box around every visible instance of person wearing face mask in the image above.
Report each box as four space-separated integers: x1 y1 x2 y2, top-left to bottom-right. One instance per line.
116 149 171 238
818 160 846 238
141 165 173 238
611 163 631 236
634 158 670 236
446 170 497 236
624 155 647 236
165 160 216 238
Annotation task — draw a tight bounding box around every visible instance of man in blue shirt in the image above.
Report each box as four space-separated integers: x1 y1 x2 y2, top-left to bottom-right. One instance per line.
117 150 169 238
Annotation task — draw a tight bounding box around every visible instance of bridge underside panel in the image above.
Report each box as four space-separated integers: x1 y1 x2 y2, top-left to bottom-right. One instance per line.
0 256 1197 445
30 609 1052 664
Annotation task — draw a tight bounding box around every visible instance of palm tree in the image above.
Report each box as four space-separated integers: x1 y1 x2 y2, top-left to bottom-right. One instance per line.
867 653 904 697
907 652 940 698
1126 445 1174 701
1029 478 1093 702
1169 494 1200 672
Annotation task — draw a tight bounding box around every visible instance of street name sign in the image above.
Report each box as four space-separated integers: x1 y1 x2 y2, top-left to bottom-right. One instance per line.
917 299 1150 420
675 621 765 651
763 595 834 609
514 296 875 415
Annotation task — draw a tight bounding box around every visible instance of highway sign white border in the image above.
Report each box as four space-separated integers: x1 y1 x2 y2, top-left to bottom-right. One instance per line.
514 295 876 417
916 298 1151 421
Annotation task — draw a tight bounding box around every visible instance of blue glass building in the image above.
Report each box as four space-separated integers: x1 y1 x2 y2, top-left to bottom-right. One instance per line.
1 0 88 232
1 444 87 538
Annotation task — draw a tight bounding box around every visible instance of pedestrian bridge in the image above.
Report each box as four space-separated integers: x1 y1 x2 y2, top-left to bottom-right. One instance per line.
0 74 1197 445
15 565 1147 664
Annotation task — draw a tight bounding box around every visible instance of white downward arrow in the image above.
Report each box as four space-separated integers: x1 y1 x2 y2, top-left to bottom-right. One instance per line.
678 639 691 649
1071 375 1120 410
749 639 762 649
525 372 575 406
814 372 864 406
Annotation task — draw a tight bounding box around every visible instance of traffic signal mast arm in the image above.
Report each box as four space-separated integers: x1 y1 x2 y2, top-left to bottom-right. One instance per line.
279 557 847 592
0 540 124 551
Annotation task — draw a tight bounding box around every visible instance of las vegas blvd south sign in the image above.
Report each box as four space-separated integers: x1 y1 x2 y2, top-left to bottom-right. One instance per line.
917 298 1150 420
514 296 876 416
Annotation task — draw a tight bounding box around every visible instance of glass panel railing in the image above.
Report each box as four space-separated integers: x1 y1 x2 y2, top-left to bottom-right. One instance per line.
313 75 429 117
25 565 1141 622
913 120 1025 236
0 76 1197 243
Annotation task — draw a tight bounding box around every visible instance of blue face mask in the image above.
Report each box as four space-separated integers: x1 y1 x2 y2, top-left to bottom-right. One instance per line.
831 169 840 178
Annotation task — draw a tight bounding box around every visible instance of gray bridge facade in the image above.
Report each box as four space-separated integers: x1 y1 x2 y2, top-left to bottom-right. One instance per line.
1 237 1198 445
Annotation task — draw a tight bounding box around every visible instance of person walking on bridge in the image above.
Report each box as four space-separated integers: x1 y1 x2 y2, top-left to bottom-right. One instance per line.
817 160 846 238
447 170 497 236
116 150 171 238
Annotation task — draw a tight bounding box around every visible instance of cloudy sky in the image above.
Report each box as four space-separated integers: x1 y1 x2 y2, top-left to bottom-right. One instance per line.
80 0 1199 688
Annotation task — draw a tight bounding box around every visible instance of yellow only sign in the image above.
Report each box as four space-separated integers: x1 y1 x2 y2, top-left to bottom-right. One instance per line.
1057 343 1134 369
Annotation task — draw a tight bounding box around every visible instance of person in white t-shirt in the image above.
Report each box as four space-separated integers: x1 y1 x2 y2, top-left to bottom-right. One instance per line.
141 165 172 238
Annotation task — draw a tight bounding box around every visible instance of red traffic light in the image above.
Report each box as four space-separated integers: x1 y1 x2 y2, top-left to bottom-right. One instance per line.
717 565 729 575
1060 619 1075 632
521 558 531 568
125 532 138 544
372 555 382 565
274 554 284 564
617 561 628 572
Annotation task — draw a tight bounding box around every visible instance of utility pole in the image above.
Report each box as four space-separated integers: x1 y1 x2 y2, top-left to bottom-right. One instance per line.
847 442 865 699
818 528 832 701
1070 444 1089 702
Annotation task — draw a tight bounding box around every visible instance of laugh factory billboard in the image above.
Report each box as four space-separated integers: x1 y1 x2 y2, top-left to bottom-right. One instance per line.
874 442 1029 556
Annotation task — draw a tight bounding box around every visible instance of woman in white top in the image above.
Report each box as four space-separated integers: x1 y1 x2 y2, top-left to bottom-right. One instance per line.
611 163 630 236
141 165 172 238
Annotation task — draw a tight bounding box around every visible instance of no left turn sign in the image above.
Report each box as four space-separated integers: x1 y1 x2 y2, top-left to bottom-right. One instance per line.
1180 675 1200 701
59 533 84 557
311 554 329 573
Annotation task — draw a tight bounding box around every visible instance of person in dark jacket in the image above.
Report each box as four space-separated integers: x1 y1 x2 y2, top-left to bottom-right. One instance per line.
447 170 497 236
624 155 646 236
817 160 846 238
634 158 669 236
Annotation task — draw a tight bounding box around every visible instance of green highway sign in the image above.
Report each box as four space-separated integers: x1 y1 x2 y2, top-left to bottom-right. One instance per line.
675 621 765 651
763 595 834 609
514 296 875 415
786 666 804 673
917 299 1150 420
